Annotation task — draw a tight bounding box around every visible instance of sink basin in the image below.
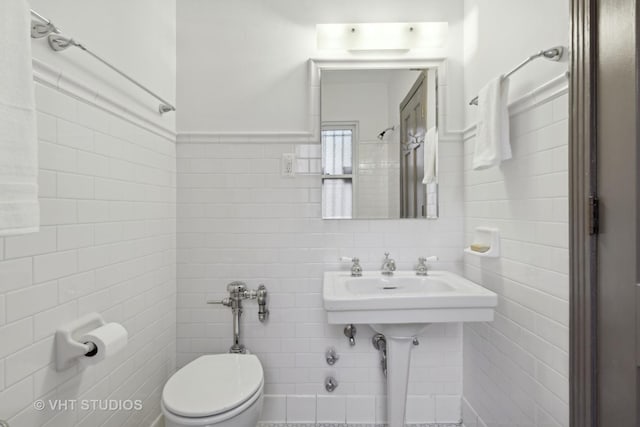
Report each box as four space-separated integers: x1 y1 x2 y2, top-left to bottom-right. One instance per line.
344 276 454 295
323 270 498 326
323 269 497 427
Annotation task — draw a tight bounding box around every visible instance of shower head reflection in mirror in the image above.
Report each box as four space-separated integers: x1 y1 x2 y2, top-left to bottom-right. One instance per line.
377 126 396 140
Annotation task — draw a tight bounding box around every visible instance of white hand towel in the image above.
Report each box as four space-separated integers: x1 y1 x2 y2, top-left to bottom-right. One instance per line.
422 127 438 184
472 75 511 170
0 0 40 236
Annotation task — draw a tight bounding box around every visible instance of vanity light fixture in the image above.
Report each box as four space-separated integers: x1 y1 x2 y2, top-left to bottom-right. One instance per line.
316 22 448 51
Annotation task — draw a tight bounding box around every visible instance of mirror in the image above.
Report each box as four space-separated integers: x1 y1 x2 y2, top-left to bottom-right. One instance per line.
320 68 439 220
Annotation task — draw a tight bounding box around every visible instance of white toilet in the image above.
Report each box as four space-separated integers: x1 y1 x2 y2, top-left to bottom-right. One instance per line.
161 354 264 427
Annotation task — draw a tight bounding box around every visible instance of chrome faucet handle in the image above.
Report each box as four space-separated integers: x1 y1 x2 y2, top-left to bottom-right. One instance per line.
416 256 438 276
325 347 340 365
344 324 357 346
340 256 363 277
381 252 396 275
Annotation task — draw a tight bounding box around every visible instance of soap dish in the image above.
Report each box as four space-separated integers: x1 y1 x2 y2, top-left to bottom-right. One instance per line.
464 227 500 258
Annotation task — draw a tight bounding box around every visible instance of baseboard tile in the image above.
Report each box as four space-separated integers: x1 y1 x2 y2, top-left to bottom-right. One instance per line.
258 424 461 427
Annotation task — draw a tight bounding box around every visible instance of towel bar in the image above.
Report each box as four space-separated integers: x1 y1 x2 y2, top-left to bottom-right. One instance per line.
469 46 564 106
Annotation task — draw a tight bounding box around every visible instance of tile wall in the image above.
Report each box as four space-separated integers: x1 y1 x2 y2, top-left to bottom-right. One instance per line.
260 394 462 424
176 139 465 423
0 82 177 426
461 93 569 427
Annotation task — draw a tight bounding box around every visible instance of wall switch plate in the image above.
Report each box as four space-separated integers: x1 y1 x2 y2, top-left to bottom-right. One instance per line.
282 153 296 177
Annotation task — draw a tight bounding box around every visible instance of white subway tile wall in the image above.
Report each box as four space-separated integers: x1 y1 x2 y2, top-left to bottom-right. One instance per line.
176 141 465 410
462 94 569 427
257 393 459 424
0 83 176 426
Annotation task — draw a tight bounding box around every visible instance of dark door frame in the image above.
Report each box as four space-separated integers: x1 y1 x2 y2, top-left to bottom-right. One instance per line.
569 0 598 426
571 0 640 425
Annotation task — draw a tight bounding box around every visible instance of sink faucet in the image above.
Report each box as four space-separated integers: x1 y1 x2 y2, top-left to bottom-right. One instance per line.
381 252 396 276
340 257 362 277
416 256 439 276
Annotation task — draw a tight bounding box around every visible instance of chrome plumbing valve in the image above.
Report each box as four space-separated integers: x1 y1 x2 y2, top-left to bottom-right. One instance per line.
207 281 269 354
325 376 339 392
212 282 269 323
256 285 269 322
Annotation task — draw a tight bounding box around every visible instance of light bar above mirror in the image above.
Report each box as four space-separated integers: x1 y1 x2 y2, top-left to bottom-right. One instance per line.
316 22 448 51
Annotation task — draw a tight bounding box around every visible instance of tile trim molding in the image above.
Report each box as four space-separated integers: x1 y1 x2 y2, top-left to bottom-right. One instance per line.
258 394 461 426
462 72 570 142
177 57 465 145
32 58 177 142
460 397 485 427
257 424 461 427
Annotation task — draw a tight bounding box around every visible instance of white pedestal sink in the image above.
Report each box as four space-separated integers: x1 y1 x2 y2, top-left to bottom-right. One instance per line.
323 270 497 427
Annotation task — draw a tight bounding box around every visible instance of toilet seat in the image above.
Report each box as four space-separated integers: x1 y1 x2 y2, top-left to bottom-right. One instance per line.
162 354 264 419
161 382 263 426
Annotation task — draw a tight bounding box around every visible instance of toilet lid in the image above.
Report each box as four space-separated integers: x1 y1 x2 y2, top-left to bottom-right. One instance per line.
162 354 263 418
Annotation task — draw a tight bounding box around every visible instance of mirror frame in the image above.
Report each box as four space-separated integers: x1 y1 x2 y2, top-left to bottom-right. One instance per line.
309 57 459 144
311 58 455 220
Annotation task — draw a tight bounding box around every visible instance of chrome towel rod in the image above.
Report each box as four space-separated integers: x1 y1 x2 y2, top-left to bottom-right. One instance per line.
29 10 176 114
469 46 564 106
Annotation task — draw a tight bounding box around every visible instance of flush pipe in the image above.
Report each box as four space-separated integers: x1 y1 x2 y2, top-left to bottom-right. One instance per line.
207 282 269 354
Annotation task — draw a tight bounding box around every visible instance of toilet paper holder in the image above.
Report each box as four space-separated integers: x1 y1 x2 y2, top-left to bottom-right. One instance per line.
55 312 105 371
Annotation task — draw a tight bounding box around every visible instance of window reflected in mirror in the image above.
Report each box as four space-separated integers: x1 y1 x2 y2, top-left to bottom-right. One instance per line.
322 126 355 219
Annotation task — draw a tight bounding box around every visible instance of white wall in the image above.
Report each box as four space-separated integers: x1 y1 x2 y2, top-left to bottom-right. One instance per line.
463 0 569 128
29 0 177 131
175 1 467 423
461 1 569 426
0 2 177 425
176 140 464 424
176 2 467 423
177 0 466 133
462 94 569 427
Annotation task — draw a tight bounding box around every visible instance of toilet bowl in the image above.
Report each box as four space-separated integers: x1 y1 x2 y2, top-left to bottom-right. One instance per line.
161 354 264 427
